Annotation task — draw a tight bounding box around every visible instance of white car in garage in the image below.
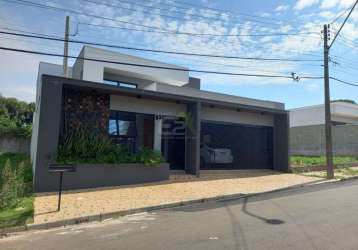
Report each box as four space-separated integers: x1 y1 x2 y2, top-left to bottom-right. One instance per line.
200 143 234 166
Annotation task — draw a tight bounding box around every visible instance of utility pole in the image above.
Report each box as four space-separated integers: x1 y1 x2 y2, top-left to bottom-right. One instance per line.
63 16 70 77
323 24 334 179
322 0 358 179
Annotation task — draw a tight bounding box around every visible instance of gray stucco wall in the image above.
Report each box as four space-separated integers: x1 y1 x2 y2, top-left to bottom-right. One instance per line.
50 163 169 191
273 113 290 171
185 102 201 176
290 124 358 156
33 76 64 191
0 136 30 154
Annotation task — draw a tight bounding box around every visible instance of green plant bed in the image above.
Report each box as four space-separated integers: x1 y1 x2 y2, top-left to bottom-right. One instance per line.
57 129 165 166
291 155 358 167
0 197 33 229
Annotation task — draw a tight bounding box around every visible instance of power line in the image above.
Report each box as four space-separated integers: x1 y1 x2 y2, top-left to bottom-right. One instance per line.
80 0 281 29
75 23 323 59
81 0 309 32
0 30 323 62
330 2 356 25
76 22 320 38
329 0 358 48
0 45 324 80
330 76 358 87
2 0 320 38
145 0 298 26
0 0 183 32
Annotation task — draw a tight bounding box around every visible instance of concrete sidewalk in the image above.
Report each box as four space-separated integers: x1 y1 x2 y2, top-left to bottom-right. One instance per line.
33 170 320 227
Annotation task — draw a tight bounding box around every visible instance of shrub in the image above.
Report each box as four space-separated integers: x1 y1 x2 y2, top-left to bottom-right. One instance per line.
57 129 164 166
0 160 20 209
0 95 34 138
135 148 164 166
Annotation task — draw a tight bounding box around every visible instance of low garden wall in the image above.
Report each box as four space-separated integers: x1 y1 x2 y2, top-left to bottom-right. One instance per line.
49 163 170 191
0 136 30 154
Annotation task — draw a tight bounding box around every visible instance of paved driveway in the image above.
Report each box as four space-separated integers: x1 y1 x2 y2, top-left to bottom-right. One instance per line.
33 170 320 225
2 179 358 250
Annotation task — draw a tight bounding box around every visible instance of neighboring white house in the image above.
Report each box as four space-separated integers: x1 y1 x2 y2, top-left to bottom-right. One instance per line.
289 102 358 156
290 102 358 127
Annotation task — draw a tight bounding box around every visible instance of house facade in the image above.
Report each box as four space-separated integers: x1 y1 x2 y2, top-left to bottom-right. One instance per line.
290 102 358 156
31 46 289 192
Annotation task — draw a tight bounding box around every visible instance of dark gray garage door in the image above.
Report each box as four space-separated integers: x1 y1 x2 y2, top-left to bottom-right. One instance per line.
200 122 273 169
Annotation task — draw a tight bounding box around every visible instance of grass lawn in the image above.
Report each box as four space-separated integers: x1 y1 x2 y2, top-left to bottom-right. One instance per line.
0 152 33 229
291 155 358 167
0 197 33 229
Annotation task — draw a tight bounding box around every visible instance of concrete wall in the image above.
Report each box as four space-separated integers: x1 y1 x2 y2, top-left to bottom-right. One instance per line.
290 124 358 156
31 63 70 165
75 46 189 85
154 82 284 110
201 106 274 127
185 102 201 176
0 136 30 154
33 76 64 191
273 114 290 171
110 95 186 116
290 102 358 127
50 163 169 191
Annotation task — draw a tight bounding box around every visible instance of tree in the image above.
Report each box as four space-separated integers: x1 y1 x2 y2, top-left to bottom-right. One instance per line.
331 99 356 104
0 95 35 138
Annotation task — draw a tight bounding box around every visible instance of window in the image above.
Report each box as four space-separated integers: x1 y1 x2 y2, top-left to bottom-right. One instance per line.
108 119 117 135
108 112 137 137
108 111 137 152
103 79 137 89
108 111 154 152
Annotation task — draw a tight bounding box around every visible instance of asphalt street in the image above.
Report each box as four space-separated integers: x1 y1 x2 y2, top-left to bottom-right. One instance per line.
2 179 358 250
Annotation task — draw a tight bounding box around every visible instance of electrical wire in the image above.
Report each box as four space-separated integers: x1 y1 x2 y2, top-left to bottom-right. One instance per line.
0 30 324 62
141 0 299 26
0 0 185 32
2 0 321 38
330 76 358 87
75 22 320 38
0 45 324 80
80 0 303 30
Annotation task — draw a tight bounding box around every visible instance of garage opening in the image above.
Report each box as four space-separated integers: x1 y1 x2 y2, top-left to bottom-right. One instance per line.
161 117 186 170
200 121 273 169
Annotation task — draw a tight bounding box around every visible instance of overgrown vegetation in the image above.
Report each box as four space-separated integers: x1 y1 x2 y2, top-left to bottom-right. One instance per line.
291 155 358 167
0 153 33 228
57 129 164 166
0 95 35 138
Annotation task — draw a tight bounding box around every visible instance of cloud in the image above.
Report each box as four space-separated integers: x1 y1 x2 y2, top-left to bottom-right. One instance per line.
275 5 290 12
320 0 340 9
3 0 357 103
321 0 356 9
294 0 320 10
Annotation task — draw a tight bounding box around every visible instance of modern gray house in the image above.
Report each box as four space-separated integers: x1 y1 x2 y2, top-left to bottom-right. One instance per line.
31 46 289 192
290 102 358 156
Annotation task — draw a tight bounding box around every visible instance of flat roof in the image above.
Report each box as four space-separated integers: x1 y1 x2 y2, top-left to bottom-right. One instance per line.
42 74 287 114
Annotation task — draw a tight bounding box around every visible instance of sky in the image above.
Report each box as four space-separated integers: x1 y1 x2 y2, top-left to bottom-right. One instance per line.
0 0 358 109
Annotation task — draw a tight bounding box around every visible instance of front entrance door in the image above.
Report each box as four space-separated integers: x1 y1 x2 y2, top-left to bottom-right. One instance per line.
161 117 186 170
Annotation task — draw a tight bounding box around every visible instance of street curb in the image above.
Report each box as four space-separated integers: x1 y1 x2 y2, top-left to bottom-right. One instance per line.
2 177 353 235
24 179 324 232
